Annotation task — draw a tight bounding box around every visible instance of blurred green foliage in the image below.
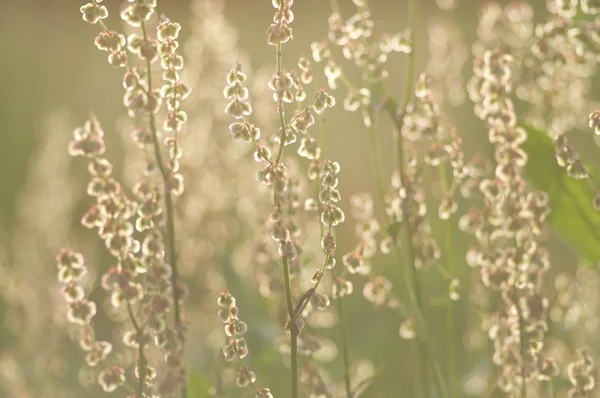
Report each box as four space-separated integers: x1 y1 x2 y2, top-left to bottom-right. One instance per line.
522 125 600 266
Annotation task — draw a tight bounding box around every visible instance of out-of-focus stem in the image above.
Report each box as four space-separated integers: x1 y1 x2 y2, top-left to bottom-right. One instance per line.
126 302 146 398
337 297 352 397
438 163 458 395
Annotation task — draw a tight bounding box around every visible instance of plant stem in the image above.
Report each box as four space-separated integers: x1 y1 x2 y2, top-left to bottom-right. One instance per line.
337 296 352 397
317 114 351 397
367 115 386 208
272 40 298 398
387 0 433 395
365 112 447 398
126 302 146 398
141 20 186 398
283 256 299 398
516 287 527 398
439 163 458 395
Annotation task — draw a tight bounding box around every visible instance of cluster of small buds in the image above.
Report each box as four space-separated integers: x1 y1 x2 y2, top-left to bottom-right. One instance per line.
156 16 190 198
553 133 590 180
403 73 443 142
267 0 294 46
69 117 138 258
75 2 191 395
468 49 555 392
567 350 596 398
69 116 185 395
387 158 441 269
157 16 191 135
120 0 157 28
94 29 128 68
122 68 161 120
56 249 128 393
363 276 396 308
459 155 492 200
318 1 412 89
292 160 346 316
225 63 253 120
589 109 600 135
319 160 345 228
423 127 467 221
218 290 272 397
80 1 108 25
335 194 376 299
495 1 600 132
268 71 295 104
297 56 313 85
56 249 95 326
582 0 600 14
468 50 515 130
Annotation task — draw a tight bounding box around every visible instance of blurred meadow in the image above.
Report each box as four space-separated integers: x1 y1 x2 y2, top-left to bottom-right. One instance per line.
3 0 600 397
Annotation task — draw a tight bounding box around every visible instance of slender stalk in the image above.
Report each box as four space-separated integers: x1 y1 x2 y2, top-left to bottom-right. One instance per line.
438 163 458 395
283 256 299 398
365 112 447 398
385 0 433 395
337 296 352 397
126 302 146 398
141 20 186 398
516 287 527 398
367 116 386 207
272 40 298 398
319 115 352 398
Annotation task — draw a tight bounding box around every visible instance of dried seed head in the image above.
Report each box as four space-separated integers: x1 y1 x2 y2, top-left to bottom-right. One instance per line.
98 366 126 392
80 2 108 24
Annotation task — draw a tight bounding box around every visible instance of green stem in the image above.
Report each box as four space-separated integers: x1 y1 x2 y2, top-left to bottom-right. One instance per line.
272 40 298 398
390 245 448 398
337 296 352 397
516 287 527 398
389 0 432 395
283 256 299 398
439 164 458 395
367 115 386 207
319 113 352 398
141 20 186 398
126 302 146 398
366 114 447 398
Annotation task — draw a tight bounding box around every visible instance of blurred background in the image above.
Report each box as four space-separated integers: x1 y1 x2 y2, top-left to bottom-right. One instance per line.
1 0 598 397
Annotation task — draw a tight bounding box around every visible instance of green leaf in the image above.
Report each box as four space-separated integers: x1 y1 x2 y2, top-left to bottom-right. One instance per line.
187 372 213 398
521 125 600 266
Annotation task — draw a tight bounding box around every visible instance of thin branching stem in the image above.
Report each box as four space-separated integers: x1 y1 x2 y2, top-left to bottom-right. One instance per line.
319 114 352 398
385 0 431 394
141 20 186 398
365 110 448 398
272 40 299 398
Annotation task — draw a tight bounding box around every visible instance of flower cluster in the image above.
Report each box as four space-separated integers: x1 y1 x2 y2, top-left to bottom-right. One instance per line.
567 350 596 398
56 248 127 393
71 1 191 395
267 0 294 46
467 48 555 392
218 290 272 397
